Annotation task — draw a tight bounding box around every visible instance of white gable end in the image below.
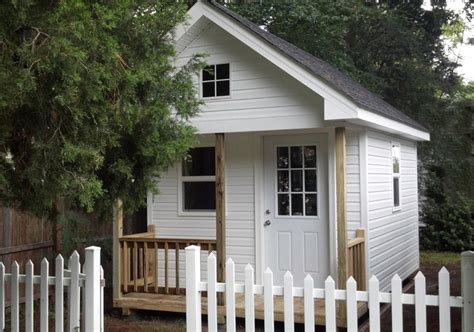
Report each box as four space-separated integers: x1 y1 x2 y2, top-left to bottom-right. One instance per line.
176 23 326 133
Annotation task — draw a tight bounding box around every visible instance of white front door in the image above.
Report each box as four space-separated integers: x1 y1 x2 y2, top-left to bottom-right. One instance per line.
263 134 329 287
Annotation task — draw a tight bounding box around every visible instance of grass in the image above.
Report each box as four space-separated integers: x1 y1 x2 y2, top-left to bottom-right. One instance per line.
420 251 461 265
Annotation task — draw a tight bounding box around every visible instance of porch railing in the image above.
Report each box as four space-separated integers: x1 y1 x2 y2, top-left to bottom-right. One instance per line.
347 228 366 290
119 227 216 295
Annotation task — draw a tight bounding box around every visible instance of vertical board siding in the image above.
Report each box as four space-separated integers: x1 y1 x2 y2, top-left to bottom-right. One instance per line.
345 130 361 239
367 131 419 290
151 133 255 282
175 23 325 130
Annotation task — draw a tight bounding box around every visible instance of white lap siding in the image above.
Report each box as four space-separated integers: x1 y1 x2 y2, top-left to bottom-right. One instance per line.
346 130 362 239
175 23 325 133
150 133 255 284
367 131 419 290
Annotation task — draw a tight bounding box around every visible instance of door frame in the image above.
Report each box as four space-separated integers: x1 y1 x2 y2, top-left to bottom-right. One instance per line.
252 128 337 284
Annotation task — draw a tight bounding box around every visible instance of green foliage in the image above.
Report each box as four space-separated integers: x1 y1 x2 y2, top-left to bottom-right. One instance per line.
420 193 473 252
228 0 474 252
0 1 204 218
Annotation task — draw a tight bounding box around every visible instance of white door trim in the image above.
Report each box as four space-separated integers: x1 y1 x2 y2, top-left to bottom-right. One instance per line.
253 129 338 284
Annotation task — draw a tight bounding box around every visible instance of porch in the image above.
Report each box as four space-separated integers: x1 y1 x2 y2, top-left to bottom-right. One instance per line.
112 225 367 327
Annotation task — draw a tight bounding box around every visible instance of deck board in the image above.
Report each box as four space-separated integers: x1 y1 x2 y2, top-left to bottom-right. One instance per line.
114 292 367 328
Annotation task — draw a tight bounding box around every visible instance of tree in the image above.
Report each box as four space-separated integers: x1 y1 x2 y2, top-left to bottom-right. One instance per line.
0 1 203 218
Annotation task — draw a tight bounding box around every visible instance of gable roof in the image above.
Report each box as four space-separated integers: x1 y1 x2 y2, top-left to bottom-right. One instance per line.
206 1 427 132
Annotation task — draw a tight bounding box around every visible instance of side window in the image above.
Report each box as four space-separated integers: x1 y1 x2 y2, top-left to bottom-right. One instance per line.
202 64 230 98
181 147 216 212
392 143 401 210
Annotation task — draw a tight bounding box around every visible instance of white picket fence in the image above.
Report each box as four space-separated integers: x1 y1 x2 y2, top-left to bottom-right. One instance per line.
0 246 105 332
186 246 474 332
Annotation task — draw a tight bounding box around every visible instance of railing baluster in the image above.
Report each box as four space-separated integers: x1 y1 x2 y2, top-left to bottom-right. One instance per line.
154 242 159 293
175 242 180 295
133 241 138 292
123 241 128 293
144 242 149 293
165 241 169 294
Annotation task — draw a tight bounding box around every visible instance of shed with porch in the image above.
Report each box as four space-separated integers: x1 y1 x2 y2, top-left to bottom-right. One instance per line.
112 0 429 326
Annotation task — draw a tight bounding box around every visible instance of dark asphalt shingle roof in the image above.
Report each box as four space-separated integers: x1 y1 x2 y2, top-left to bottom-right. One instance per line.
207 1 427 132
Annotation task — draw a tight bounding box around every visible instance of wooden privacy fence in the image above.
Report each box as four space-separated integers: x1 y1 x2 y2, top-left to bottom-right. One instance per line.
119 227 215 295
186 246 474 332
0 246 105 332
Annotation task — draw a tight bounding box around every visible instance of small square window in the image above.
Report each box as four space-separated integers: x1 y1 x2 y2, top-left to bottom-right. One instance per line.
202 63 230 98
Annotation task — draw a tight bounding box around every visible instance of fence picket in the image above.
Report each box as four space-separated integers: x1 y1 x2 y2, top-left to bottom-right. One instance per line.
101 266 105 332
0 262 4 331
391 274 403 332
85 246 102 332
207 253 218 332
25 260 34 332
415 272 427 332
303 275 314 332
184 250 468 332
11 261 19 332
69 251 81 332
55 255 64 332
369 276 380 332
438 267 450 332
346 277 357 331
324 277 336 332
284 271 295 332
263 268 274 332
226 258 236 332
40 258 49 332
245 264 255 332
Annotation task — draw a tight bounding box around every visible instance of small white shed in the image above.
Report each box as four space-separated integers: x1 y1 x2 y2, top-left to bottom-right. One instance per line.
113 0 429 320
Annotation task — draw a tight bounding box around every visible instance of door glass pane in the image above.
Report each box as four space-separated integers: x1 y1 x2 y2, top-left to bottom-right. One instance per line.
290 146 303 168
278 194 290 215
305 194 317 216
277 147 289 168
291 194 303 215
278 171 289 192
305 170 317 192
304 146 317 168
291 170 303 192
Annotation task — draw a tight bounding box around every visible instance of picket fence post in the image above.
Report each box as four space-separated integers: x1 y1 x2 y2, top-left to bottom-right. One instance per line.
186 245 202 332
462 251 474 332
85 246 101 332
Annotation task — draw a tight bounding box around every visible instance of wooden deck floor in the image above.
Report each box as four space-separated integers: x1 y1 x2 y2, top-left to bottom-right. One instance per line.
114 292 367 328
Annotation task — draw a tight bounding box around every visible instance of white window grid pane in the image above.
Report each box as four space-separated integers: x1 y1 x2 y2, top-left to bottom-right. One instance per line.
202 64 230 98
276 145 318 217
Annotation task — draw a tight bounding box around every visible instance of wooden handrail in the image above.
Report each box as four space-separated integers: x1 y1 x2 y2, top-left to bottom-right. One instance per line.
121 225 155 239
119 235 216 295
347 229 366 290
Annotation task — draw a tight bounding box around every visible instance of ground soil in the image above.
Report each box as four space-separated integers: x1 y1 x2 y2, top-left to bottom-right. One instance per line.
104 259 462 331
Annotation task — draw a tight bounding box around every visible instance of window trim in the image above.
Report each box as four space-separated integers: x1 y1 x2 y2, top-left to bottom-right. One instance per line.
178 146 217 217
391 141 401 212
200 63 232 101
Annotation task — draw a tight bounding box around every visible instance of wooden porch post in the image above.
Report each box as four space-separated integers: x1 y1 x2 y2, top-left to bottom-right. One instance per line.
335 127 347 288
113 198 124 301
215 133 226 308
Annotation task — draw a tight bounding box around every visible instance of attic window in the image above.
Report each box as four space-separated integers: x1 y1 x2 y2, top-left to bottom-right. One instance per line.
202 64 230 98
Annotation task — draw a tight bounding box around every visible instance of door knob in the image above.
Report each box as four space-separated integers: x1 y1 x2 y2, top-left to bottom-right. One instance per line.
264 220 271 227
